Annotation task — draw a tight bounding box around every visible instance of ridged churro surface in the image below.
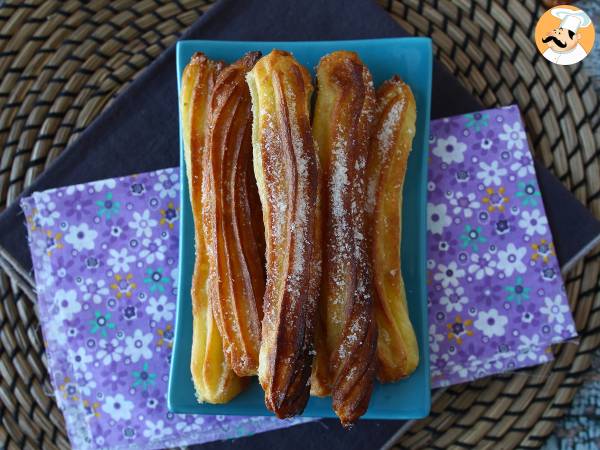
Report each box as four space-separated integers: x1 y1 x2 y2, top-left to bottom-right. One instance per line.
312 51 378 426
247 50 321 418
181 53 246 403
366 76 419 383
202 52 265 377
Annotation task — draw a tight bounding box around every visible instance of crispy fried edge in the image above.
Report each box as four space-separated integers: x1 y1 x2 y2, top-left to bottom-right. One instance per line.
181 53 247 403
247 50 320 418
312 51 378 425
367 76 419 383
201 52 265 377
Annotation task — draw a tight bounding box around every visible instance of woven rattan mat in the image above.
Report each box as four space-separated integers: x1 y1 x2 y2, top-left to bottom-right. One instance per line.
0 1 598 449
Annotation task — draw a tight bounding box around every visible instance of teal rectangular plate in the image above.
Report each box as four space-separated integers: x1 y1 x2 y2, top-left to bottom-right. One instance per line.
169 38 432 419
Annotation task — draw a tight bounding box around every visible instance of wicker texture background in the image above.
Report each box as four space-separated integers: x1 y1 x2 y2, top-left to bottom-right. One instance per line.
0 1 598 449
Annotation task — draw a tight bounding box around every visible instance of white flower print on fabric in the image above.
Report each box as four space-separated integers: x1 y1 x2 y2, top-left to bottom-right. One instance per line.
140 238 167 264
146 295 175 322
64 223 98 251
79 278 109 304
432 136 467 164
448 362 470 379
439 286 468 312
102 394 134 421
482 358 504 372
463 356 482 372
517 334 542 362
499 121 526 150
430 353 450 379
553 322 576 339
90 179 116 192
476 161 507 187
170 266 179 289
68 432 90 450
497 243 527 276
96 338 124 366
54 289 81 320
509 150 534 177
30 232 48 261
46 318 68 346
474 309 508 337
468 253 496 280
448 191 481 218
541 295 570 324
427 203 452 235
429 324 444 353
68 347 92 372
36 263 55 292
176 418 205 434
433 261 465 288
143 419 173 440
124 329 153 362
65 184 86 195
77 371 97 397
129 210 157 238
35 192 60 226
518 209 548 236
107 248 136 272
153 172 179 199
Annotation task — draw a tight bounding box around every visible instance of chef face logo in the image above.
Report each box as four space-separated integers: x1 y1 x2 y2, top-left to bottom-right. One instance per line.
535 5 595 66
542 27 579 52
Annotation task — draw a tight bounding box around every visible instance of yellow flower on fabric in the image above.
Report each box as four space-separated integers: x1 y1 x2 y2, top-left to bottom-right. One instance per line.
447 315 474 345
482 187 509 213
159 201 179 229
26 209 38 231
110 273 136 299
83 399 101 419
44 230 63 256
531 239 555 263
58 376 79 402
156 324 174 349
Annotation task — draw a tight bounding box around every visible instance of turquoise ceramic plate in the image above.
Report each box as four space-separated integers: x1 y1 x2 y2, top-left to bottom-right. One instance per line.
169 38 432 419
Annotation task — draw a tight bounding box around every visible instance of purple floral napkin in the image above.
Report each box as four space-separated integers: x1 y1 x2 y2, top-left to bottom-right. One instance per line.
21 105 577 449
21 168 310 450
427 105 576 388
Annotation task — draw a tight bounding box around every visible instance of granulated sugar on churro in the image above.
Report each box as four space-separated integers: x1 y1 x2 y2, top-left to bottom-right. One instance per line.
247 50 320 419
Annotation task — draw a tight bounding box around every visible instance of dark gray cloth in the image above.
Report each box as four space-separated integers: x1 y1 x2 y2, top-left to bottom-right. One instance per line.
194 419 404 450
0 0 597 449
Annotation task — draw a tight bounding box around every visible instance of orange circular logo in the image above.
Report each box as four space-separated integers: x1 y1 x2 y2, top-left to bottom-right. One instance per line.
535 5 595 66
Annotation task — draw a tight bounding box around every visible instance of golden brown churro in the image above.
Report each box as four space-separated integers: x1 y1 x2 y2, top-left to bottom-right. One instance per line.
181 53 247 403
247 50 321 418
312 51 378 426
366 76 419 382
202 52 265 377
182 47 420 418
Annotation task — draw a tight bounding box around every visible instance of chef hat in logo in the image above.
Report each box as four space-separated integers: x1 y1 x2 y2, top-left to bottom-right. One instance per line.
551 8 592 34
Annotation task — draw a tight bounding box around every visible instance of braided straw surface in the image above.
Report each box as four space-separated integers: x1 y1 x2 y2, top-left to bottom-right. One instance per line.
0 1 598 449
